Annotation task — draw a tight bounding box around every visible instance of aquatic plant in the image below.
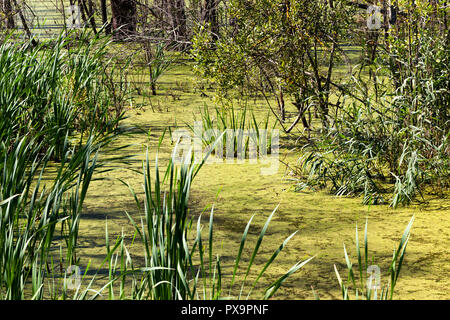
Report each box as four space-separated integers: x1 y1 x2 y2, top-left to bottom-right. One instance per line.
119 141 312 300
333 216 414 300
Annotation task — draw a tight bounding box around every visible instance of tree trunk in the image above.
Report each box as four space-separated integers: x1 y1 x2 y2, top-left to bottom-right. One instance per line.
203 0 219 40
11 0 37 46
86 0 98 33
155 0 188 48
2 0 15 28
167 0 187 47
110 0 137 40
100 0 110 34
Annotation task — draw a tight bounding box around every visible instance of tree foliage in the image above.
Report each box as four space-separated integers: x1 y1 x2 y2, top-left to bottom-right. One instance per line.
192 0 449 206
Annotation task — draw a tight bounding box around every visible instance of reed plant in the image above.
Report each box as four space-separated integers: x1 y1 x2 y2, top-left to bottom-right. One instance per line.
0 29 129 160
188 104 276 161
0 28 129 300
144 42 173 96
333 216 414 300
0 135 101 299
293 13 449 208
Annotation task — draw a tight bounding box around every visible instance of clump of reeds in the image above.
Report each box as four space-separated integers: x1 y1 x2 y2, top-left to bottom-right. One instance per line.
333 216 414 300
116 142 312 300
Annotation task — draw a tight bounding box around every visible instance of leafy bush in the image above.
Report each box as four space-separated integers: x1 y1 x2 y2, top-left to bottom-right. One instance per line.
295 11 449 207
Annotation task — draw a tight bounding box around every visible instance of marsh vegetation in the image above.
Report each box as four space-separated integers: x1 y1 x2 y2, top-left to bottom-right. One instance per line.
0 0 448 300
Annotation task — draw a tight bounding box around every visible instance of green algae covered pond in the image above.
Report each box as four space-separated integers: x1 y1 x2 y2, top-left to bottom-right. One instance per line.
1 0 448 302
70 63 450 300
